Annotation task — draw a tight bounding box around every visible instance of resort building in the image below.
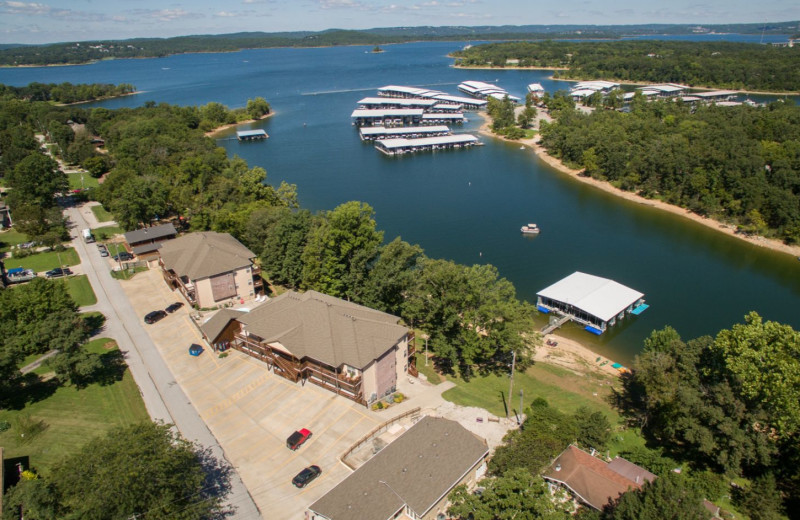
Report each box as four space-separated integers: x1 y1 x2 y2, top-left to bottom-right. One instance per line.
123 222 177 260
544 445 656 511
158 231 263 308
208 290 417 405
536 272 647 334
308 416 489 520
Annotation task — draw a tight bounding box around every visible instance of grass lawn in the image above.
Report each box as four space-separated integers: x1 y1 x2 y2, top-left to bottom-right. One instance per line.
90 204 114 223
110 266 148 280
92 225 123 241
4 247 80 272
414 352 442 385
0 229 29 253
66 171 99 190
62 274 97 306
0 338 149 474
442 362 621 423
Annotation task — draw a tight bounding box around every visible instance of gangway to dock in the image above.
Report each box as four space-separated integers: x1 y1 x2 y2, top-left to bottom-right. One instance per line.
541 313 571 334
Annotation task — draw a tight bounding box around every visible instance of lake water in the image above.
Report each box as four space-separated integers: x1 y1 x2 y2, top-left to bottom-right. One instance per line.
2 40 798 364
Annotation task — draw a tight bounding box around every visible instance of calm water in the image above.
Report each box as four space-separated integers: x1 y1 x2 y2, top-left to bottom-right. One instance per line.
2 40 799 363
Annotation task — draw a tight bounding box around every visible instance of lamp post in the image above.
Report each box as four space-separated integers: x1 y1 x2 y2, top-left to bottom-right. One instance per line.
423 334 429 366
507 350 516 419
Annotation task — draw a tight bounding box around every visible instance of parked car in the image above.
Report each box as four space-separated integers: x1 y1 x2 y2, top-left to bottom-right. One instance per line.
165 302 184 313
99 247 109 257
45 267 73 278
286 428 313 450
112 251 134 261
19 241 37 249
144 310 168 324
291 465 321 488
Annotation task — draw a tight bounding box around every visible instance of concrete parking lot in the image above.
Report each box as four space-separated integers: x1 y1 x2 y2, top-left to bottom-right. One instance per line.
119 269 384 519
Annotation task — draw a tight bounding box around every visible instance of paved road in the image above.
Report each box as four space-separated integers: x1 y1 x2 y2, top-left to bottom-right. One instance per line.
65 205 262 519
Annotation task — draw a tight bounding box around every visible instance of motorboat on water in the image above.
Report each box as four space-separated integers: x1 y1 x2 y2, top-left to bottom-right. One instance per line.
521 223 540 234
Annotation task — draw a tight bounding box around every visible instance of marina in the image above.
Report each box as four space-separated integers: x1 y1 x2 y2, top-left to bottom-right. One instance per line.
374 134 480 156
377 85 488 110
458 80 521 102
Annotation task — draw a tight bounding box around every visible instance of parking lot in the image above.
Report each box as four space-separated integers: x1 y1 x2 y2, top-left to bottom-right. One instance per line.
119 269 384 519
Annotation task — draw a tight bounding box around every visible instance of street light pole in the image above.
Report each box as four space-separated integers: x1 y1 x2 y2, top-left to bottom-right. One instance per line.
507 350 516 419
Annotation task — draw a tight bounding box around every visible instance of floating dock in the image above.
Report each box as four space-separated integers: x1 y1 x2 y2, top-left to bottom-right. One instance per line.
236 129 268 141
375 134 480 156
376 85 488 110
458 81 521 103
359 125 451 141
351 108 425 127
357 97 438 110
421 113 465 125
536 271 647 334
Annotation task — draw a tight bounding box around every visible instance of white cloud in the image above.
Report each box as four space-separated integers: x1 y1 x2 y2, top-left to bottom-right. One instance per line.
216 11 238 17
0 1 109 21
318 0 366 9
128 8 204 22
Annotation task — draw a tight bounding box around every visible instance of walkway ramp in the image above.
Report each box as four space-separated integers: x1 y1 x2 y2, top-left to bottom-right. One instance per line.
541 313 570 334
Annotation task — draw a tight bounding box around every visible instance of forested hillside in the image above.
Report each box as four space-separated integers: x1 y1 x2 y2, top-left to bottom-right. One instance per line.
538 97 800 243
452 41 800 92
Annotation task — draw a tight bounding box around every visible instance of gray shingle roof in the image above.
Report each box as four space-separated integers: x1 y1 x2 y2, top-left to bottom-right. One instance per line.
124 223 176 245
238 290 407 369
200 309 246 344
158 232 255 281
309 416 489 520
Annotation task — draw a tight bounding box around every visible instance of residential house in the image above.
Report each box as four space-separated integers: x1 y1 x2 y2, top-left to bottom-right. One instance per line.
543 445 656 510
159 231 263 308
307 416 489 520
123 222 177 261
206 290 417 405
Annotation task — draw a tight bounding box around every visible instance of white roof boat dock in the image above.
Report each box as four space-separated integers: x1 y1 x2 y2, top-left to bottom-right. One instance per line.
359 125 451 141
537 272 648 335
236 129 268 141
357 97 438 110
636 83 688 97
377 85 488 110
458 80 520 103
421 113 465 124
375 134 480 156
527 83 545 95
571 80 620 93
430 103 464 113
351 108 425 127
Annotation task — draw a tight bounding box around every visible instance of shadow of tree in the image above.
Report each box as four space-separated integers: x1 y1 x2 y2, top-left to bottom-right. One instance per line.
196 445 236 519
1 374 60 410
91 350 127 386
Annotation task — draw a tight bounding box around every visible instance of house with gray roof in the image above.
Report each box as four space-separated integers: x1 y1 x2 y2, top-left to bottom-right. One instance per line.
123 222 176 258
308 416 489 520
158 231 263 308
230 290 417 405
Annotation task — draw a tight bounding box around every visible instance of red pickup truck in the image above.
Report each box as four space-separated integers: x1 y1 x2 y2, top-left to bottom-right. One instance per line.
286 428 312 450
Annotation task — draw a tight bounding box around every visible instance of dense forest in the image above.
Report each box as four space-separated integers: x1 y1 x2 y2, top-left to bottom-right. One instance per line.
537 97 800 243
0 20 796 66
452 40 800 92
0 82 135 104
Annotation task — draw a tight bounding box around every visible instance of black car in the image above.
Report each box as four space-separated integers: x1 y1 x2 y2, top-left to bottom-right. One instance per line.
144 310 168 324
291 465 321 488
45 267 73 278
112 251 134 261
165 302 184 313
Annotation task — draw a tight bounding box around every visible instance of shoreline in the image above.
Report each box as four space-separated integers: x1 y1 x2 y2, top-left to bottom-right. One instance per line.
547 76 799 97
475 113 800 259
203 111 275 138
452 64 569 71
536 333 625 378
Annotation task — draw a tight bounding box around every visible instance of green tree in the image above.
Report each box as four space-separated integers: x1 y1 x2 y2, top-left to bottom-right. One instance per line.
360 237 424 316
600 472 710 520
575 407 612 451
3 422 230 520
110 176 169 230
735 473 784 520
448 467 572 520
257 208 313 288
6 153 66 209
301 201 383 299
245 97 271 119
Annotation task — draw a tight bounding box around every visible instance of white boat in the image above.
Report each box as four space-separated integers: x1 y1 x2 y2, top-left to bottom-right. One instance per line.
521 223 539 234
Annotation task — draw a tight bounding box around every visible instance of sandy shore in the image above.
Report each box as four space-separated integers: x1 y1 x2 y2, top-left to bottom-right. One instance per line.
535 333 624 378
475 113 800 259
204 112 275 138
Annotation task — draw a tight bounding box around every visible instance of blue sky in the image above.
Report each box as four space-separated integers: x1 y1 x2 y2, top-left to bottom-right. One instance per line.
1 0 798 44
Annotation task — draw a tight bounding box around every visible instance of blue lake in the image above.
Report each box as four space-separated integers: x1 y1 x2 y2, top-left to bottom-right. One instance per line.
2 40 798 363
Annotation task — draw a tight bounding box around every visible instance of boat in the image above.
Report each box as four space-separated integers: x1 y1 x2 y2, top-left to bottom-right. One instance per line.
521 223 540 234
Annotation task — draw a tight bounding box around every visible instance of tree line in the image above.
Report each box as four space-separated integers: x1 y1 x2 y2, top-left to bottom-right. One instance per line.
452 40 800 92
538 97 800 243
0 82 135 104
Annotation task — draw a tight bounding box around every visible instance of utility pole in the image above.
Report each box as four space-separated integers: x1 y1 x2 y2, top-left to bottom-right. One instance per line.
424 334 429 366
506 350 516 419
518 388 524 425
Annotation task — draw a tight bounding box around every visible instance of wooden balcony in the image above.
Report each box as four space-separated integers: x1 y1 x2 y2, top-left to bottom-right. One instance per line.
233 332 366 405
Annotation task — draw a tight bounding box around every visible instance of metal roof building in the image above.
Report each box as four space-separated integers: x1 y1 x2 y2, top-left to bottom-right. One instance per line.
537 272 647 334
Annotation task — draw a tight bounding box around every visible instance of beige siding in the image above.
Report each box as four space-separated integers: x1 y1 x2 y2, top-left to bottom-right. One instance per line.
374 347 397 398
195 278 215 308
362 362 377 403
394 335 409 380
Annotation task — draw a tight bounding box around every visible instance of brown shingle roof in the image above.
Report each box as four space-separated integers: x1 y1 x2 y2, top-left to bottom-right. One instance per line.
124 223 176 245
544 445 645 510
607 457 656 486
200 309 246 344
158 232 255 280
309 416 489 520
239 290 408 370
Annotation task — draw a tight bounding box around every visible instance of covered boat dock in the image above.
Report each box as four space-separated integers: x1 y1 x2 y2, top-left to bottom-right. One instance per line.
359 125 451 141
376 85 488 110
536 272 647 334
236 129 268 141
421 113 465 125
357 97 438 110
374 134 479 155
350 108 425 127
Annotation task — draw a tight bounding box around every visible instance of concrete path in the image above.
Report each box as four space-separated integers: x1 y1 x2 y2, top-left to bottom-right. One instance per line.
20 350 58 375
64 204 261 519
